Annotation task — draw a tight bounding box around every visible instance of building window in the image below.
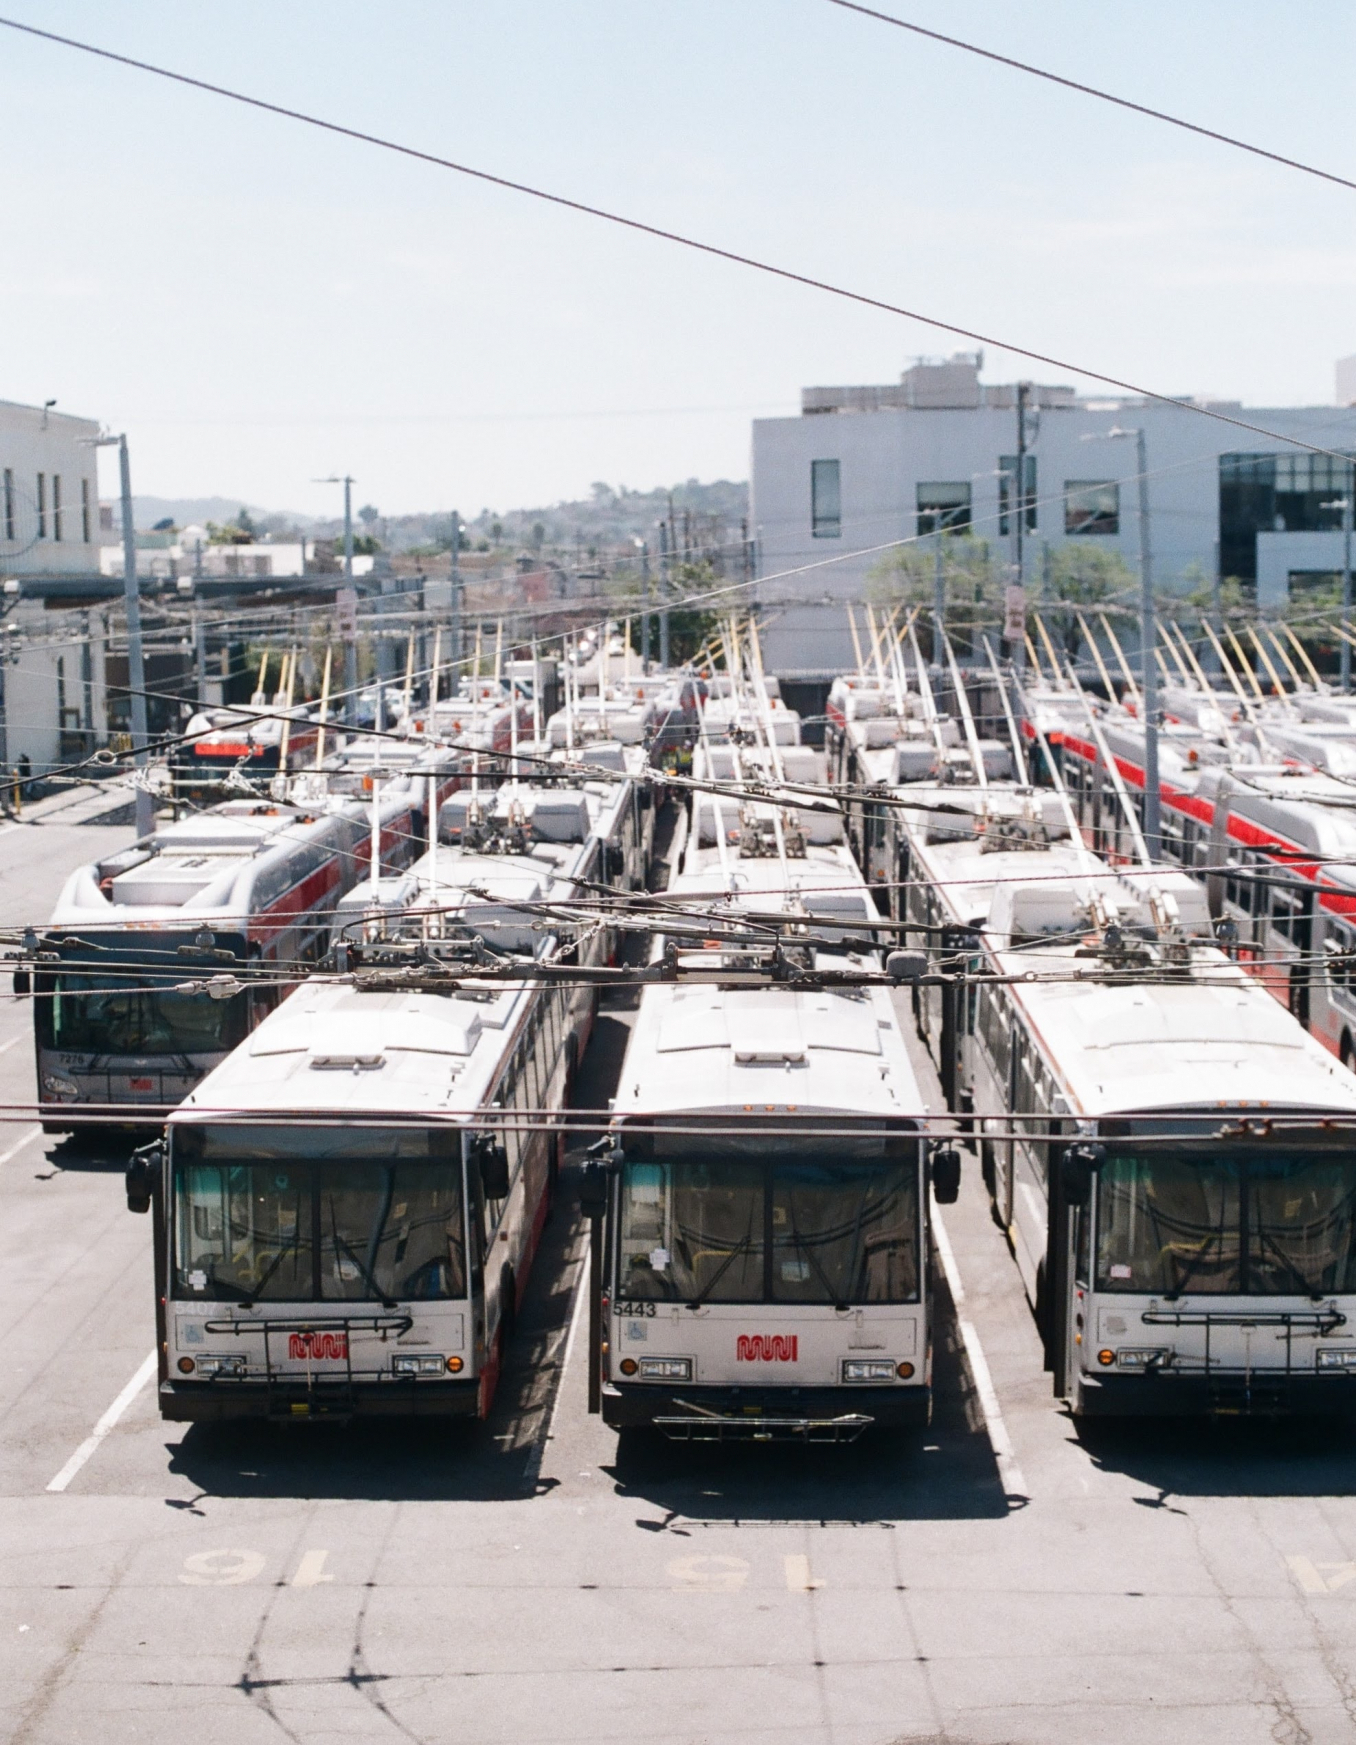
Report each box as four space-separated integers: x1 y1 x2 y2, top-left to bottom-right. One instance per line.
81 478 91 543
1219 451 1355 582
36 472 46 538
998 454 1037 534
52 474 62 542
916 481 972 537
811 459 841 538
1065 480 1119 536
2 470 13 542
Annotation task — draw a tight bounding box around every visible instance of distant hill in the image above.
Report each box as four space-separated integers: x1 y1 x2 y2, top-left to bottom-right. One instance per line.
131 496 319 532
129 478 750 558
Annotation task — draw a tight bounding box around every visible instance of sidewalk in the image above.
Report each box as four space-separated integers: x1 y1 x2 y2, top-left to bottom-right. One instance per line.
3 779 138 829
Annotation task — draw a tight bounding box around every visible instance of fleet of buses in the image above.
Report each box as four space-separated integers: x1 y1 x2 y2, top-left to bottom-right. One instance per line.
19 609 1356 1439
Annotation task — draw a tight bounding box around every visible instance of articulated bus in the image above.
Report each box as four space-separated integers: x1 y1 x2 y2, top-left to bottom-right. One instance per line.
29 790 420 1128
136 764 650 1422
1059 715 1356 1063
591 785 953 1442
961 860 1356 1416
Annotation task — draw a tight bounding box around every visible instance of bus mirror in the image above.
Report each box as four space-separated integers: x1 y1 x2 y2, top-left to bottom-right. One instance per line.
11 968 29 997
930 1146 961 1205
476 1138 510 1201
1061 1144 1104 1207
125 1139 163 1214
579 1160 610 1218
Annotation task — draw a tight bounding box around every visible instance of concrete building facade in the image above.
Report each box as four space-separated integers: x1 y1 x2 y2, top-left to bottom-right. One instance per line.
750 354 1356 677
0 398 102 577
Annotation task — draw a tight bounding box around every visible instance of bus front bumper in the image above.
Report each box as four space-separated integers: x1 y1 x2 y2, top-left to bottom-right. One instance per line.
1075 1367 1356 1419
158 1377 483 1423
602 1381 929 1440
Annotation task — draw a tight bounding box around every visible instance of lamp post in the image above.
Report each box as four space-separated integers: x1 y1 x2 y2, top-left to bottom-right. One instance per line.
91 433 153 837
1089 426 1158 858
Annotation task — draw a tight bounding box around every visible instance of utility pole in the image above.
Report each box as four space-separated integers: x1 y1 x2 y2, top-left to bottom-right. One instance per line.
933 536 945 665
1014 381 1030 592
450 509 462 689
193 610 207 706
117 434 153 837
657 519 671 670
1343 466 1353 693
639 539 651 673
1134 426 1160 859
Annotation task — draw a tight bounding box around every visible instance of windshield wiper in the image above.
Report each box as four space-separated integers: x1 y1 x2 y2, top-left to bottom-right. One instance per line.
782 1216 847 1309
329 1205 397 1308
241 1232 304 1309
687 1234 754 1307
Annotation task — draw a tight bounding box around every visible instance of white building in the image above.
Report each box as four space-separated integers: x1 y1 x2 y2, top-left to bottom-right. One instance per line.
0 398 101 576
750 354 1356 678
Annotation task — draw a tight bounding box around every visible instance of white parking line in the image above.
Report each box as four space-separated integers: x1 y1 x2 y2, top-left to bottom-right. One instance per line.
0 1033 26 1057
46 1351 157 1493
0 1125 42 1167
931 1202 1029 1501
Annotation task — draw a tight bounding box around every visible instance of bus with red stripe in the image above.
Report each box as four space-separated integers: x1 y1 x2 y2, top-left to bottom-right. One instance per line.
1058 713 1356 1065
26 791 417 1129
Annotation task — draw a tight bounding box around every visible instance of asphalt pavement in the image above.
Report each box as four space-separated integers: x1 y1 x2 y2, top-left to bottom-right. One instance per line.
5 812 1356 1744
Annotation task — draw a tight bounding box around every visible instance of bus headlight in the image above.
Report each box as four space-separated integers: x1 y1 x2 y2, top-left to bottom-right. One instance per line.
393 1354 447 1377
1317 1349 1356 1371
1114 1348 1169 1370
195 1355 246 1379
842 1359 898 1383
637 1357 692 1381
42 1073 78 1099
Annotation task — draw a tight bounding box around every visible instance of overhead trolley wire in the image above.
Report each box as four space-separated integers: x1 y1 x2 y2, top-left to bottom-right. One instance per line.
825 0 1356 197
1 12 1354 465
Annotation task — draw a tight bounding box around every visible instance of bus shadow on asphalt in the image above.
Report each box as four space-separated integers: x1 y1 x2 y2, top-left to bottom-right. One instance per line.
600 1274 1014 1524
41 1132 137 1173
1073 1412 1356 1499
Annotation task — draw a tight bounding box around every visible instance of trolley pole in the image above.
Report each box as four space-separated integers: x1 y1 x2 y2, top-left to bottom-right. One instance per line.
1135 427 1161 860
450 509 463 686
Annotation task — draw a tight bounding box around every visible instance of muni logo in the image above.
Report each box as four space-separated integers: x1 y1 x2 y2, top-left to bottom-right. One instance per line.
289 1331 348 1361
736 1334 798 1363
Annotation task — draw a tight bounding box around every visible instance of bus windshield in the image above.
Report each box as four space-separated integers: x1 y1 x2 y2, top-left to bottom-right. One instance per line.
1095 1148 1356 1297
46 973 250 1058
172 1124 466 1303
617 1134 919 1304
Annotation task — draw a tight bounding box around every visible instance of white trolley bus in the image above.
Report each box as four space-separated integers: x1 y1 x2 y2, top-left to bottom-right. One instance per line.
28 791 416 1128
964 862 1356 1416
589 787 954 1441
132 770 647 1423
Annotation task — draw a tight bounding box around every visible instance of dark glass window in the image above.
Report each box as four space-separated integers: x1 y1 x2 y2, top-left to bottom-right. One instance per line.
916 481 972 536
999 454 1037 534
1220 451 1355 582
811 459 841 538
1065 480 1119 536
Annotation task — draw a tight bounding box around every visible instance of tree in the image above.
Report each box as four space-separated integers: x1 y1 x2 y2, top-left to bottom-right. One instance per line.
1041 544 1137 655
358 504 379 527
530 521 545 553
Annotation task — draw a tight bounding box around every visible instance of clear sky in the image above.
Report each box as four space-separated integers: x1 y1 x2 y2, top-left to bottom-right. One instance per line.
2 1 1353 519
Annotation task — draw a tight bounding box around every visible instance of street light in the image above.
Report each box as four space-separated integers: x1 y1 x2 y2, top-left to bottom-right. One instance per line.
88 432 153 837
1084 426 1159 860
